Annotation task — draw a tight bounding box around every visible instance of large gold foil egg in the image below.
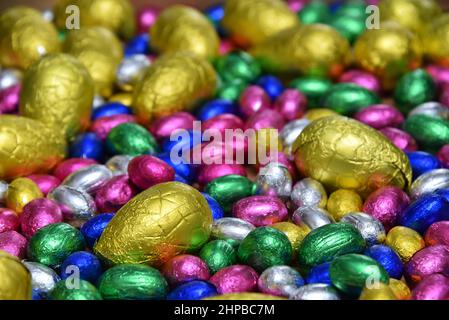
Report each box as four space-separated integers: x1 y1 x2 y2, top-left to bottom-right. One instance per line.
94 182 213 266
0 116 66 180
54 0 135 39
0 6 61 69
222 0 299 47
6 177 43 214
424 14 449 67
293 116 412 197
132 52 217 123
354 22 422 90
151 5 219 59
0 250 32 300
20 54 94 140
251 24 350 78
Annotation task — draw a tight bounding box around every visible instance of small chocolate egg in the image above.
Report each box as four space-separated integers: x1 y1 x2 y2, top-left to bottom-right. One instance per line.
407 151 441 179
62 165 113 194
272 222 310 254
0 250 32 300
0 230 27 258
116 54 151 92
327 189 363 221
291 178 327 208
412 274 449 300
305 262 331 285
380 127 418 152
354 104 404 129
0 208 19 233
232 195 288 227
289 77 332 108
404 115 449 152
47 185 96 221
199 240 237 274
6 178 43 214
424 14 449 67
359 283 397 300
280 119 311 155
27 174 61 196
406 245 449 282
49 279 102 300
389 278 411 300
162 254 210 287
53 158 97 181
95 175 137 213
289 283 340 300
425 221 449 246
292 206 334 230
409 169 449 199
167 280 217 300
341 212 386 246
385 226 425 262
198 164 246 187
274 89 306 120
127 155 174 190
258 265 304 297
60 251 103 284
211 218 256 247
339 70 381 94
106 155 134 176
21 198 63 239
22 261 60 300
394 69 436 113
409 101 449 120
150 112 196 141
365 245 404 279
80 213 114 248
256 163 292 200
210 265 258 294
91 114 137 141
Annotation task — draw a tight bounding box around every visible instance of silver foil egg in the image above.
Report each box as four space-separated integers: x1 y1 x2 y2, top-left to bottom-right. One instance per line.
258 265 304 297
22 261 60 299
408 102 449 120
256 162 292 200
292 206 334 230
62 164 113 194
0 68 22 90
340 212 386 245
291 177 327 208
289 283 340 300
211 217 255 246
106 155 134 176
48 185 96 220
409 168 449 199
0 180 8 205
116 54 151 92
280 119 311 155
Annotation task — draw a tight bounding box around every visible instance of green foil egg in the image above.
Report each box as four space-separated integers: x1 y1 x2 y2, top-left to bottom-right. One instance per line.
329 15 366 44
321 83 381 115
216 80 247 102
98 264 168 300
394 69 436 114
298 1 330 24
50 279 102 300
205 175 258 213
105 123 158 156
329 253 389 296
297 223 366 268
238 227 292 272
28 223 85 268
214 51 261 84
289 77 333 108
199 240 237 274
403 115 449 152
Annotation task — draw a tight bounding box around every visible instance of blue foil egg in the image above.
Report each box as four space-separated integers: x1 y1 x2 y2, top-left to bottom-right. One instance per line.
306 262 331 284
256 75 284 100
125 33 150 56
174 174 189 184
92 102 133 121
406 151 441 179
69 132 104 161
204 3 225 27
80 213 114 247
434 189 449 202
167 281 218 300
400 194 449 234
161 130 202 154
202 192 225 220
364 245 403 279
196 99 239 121
60 251 103 284
157 152 197 183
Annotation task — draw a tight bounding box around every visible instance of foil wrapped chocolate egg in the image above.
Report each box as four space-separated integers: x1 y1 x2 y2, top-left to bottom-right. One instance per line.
258 265 304 297
385 226 425 262
289 283 340 300
409 168 449 199
23 261 60 300
404 115 449 152
292 206 334 230
326 189 363 221
0 7 61 69
116 54 151 92
20 53 94 140
62 164 113 194
211 218 256 247
94 182 212 266
291 178 327 208
256 163 292 200
424 14 449 66
406 245 449 282
409 101 449 120
389 278 411 300
341 212 386 246
293 116 412 196
280 119 311 155
48 185 96 221
272 222 310 254
132 52 216 123
359 283 397 300
0 250 32 300
6 178 43 214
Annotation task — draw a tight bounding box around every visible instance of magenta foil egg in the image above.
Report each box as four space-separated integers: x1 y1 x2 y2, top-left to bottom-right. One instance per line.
425 221 449 246
427 65 449 89
0 208 19 233
232 195 288 227
274 89 307 121
199 138 248 166
198 164 246 186
440 86 449 108
0 230 27 258
363 186 410 231
91 114 136 140
412 274 449 300
379 127 418 152
354 104 404 129
150 112 196 140
95 175 137 213
128 155 175 189
21 198 63 239
219 39 234 55
287 0 307 12
437 145 449 168
245 109 285 131
339 69 381 94
239 85 271 118
0 84 20 114
406 245 449 283
209 265 259 294
202 114 244 136
53 158 98 181
162 254 210 287
137 6 160 33
26 174 61 195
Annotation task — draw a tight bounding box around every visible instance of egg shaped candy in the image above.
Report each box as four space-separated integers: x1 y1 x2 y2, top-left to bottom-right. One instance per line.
424 14 449 67
0 250 32 300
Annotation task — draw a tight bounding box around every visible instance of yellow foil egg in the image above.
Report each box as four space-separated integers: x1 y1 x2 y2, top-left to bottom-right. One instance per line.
251 24 350 78
359 283 397 300
151 5 219 59
327 189 363 221
0 116 66 180
6 178 43 214
354 22 422 90
222 0 299 46
385 226 425 262
272 222 310 254
109 93 133 106
293 116 412 197
205 293 285 300
0 6 61 69
94 182 212 266
132 52 217 123
389 278 411 300
54 0 135 39
20 53 94 140
304 109 338 122
0 250 32 300
424 14 449 67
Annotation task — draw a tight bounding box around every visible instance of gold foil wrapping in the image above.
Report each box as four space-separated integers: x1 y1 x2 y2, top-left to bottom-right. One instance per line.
0 250 32 300
385 226 425 261
6 178 43 214
424 14 449 67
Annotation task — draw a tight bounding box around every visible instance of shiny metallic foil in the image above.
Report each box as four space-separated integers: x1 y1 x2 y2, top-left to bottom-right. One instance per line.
211 217 256 247
48 185 96 221
341 212 386 246
62 164 113 194
409 101 449 120
256 163 292 200
289 283 340 300
106 155 135 176
258 265 304 297
425 14 449 67
5 178 43 214
291 178 327 208
0 251 32 300
409 168 449 199
385 226 425 261
359 283 397 300
292 206 334 230
272 222 310 254
23 261 60 299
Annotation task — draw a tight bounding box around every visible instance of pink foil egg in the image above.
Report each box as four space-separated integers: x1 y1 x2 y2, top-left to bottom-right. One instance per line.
202 114 244 136
20 198 63 239
162 254 210 287
26 174 61 195
440 86 449 108
0 230 27 258
427 65 449 89
354 104 404 129
406 245 449 283
198 138 248 166
127 155 175 189
219 39 234 55
137 6 160 33
380 127 418 152
209 265 259 294
287 0 308 12
437 145 449 168
412 274 449 300
274 89 307 121
0 208 19 233
425 221 449 246
150 112 196 140
198 164 247 187
232 195 288 227
91 114 136 140
95 175 137 213
239 85 271 118
53 158 98 181
339 69 381 94
245 109 285 131
0 84 20 114
363 186 410 231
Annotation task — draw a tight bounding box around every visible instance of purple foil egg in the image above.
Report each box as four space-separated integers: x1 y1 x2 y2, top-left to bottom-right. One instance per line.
209 265 259 294
427 65 449 89
239 85 271 118
137 6 160 33
354 104 404 129
0 208 19 233
95 175 137 213
202 113 244 136
380 127 418 152
339 69 381 94
437 145 449 168
274 89 307 121
412 274 449 300
26 174 61 195
128 155 175 190
162 254 210 287
20 198 63 239
198 164 246 187
406 245 449 283
363 186 410 231
0 230 27 258
53 158 98 181
150 112 196 141
0 84 20 114
425 221 449 246
245 109 285 131
91 114 136 140
232 195 288 227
